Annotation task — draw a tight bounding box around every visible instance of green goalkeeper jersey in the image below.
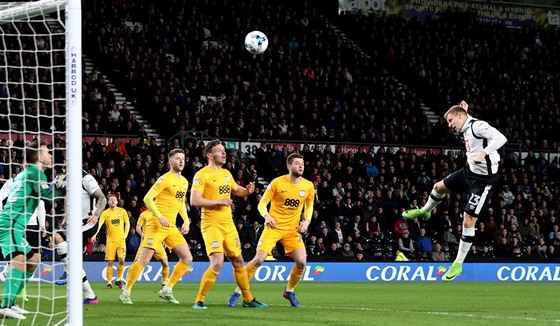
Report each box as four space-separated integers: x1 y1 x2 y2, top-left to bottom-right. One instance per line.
0 165 60 230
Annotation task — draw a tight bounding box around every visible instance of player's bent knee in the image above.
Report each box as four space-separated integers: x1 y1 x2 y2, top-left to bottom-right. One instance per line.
433 181 447 193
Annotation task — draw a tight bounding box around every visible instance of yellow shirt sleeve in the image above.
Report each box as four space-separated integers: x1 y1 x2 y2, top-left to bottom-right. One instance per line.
93 210 107 238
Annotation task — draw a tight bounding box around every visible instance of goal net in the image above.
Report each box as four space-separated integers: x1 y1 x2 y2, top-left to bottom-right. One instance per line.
0 0 82 325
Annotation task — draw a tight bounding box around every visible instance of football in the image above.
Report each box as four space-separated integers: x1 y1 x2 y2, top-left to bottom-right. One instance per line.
244 30 268 54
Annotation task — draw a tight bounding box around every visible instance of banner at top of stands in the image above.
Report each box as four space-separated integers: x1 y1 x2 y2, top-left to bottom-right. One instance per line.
338 0 560 28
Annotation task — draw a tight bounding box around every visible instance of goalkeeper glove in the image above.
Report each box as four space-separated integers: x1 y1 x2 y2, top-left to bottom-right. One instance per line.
53 174 67 189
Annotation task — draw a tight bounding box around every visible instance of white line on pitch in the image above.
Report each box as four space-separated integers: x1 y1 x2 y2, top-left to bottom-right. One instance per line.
294 304 560 323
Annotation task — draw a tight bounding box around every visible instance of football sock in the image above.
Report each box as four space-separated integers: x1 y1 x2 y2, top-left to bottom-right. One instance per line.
107 264 114 284
21 272 33 293
233 266 253 303
82 269 96 299
117 263 124 281
423 190 445 212
125 262 144 292
286 265 305 292
161 264 170 284
195 267 219 303
56 241 69 272
456 227 476 263
1 268 24 308
19 286 27 299
166 261 189 289
245 261 257 281
234 261 257 294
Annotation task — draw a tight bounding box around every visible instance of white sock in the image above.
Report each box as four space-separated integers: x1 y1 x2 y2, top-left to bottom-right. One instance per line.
234 287 241 294
162 285 172 292
423 190 445 213
82 269 96 299
55 241 69 272
455 227 475 263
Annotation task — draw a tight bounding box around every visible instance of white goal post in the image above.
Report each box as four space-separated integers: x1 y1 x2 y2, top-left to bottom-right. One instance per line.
0 0 82 325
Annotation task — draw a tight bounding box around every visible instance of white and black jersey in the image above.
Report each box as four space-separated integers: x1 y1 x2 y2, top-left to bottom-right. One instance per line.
461 116 507 175
81 171 101 232
0 177 13 212
443 115 507 218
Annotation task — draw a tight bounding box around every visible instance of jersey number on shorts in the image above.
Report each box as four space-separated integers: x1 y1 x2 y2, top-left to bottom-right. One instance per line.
468 193 481 207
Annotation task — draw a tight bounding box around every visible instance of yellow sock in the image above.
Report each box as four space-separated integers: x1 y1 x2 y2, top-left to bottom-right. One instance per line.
233 266 253 303
20 286 29 301
195 268 219 303
162 265 170 285
117 263 124 281
125 262 144 292
106 264 113 284
245 261 257 281
167 261 189 288
286 265 304 292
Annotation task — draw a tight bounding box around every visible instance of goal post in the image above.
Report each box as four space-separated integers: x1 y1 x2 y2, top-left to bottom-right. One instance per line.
0 0 82 325
66 0 83 324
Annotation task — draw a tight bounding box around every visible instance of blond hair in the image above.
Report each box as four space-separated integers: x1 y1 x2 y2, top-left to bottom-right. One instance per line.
444 105 467 120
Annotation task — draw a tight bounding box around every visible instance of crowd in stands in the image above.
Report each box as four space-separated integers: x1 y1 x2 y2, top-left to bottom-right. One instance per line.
0 0 559 261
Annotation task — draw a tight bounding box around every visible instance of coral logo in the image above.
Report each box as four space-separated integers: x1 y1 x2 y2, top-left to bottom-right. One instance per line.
313 265 325 276
41 266 54 275
436 266 447 276
184 265 194 275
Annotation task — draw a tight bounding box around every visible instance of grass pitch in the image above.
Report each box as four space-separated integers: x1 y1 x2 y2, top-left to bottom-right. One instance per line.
6 282 559 325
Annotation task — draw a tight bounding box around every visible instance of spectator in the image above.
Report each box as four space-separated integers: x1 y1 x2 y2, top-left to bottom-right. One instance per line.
395 249 409 262
330 222 346 246
495 237 511 258
431 243 446 262
536 244 547 258
479 243 495 258
365 215 381 238
393 215 409 237
524 245 535 258
442 226 459 247
397 230 415 258
545 245 557 258
126 227 141 255
518 217 532 241
548 225 560 245
248 221 262 249
416 228 433 254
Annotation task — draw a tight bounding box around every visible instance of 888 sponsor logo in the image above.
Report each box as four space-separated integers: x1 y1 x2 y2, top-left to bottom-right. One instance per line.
284 198 300 208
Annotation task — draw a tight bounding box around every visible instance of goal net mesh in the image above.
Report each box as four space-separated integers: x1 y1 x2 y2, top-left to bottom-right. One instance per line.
0 1 69 324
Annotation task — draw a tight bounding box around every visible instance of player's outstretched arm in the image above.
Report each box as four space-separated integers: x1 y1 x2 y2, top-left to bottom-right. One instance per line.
88 188 107 225
231 181 255 197
459 100 469 112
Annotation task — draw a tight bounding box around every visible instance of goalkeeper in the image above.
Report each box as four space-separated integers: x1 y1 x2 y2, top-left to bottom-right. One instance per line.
0 141 65 320
0 178 48 303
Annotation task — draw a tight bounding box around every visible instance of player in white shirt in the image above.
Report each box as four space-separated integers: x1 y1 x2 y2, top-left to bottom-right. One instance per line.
402 100 507 281
52 171 107 304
